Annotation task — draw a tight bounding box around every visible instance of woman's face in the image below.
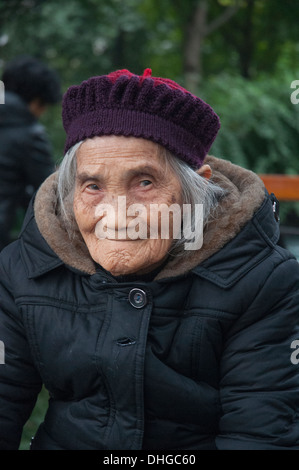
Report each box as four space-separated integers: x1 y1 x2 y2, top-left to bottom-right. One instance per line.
73 135 183 276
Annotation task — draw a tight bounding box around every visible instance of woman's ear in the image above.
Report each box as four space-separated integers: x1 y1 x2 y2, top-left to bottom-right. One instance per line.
196 164 212 180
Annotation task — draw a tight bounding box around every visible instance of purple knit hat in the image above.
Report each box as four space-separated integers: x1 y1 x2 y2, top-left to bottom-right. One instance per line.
62 68 220 168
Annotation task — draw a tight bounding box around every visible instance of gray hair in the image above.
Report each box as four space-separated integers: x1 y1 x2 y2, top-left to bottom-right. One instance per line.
57 140 225 257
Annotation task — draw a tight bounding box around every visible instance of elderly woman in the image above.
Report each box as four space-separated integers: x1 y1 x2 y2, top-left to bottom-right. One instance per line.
0 68 298 451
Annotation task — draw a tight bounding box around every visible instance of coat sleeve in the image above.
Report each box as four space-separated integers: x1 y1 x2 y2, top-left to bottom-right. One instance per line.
21 122 55 201
216 254 299 450
0 257 42 450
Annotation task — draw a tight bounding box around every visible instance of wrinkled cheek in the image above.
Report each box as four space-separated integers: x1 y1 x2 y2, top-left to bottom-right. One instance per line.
74 201 97 236
84 236 103 262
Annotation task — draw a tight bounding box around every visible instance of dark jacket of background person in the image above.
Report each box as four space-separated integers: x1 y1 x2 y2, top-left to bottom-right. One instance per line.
0 91 55 249
0 156 298 450
0 56 61 250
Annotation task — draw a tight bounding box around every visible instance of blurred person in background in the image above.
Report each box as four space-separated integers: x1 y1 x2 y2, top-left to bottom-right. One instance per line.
0 55 61 251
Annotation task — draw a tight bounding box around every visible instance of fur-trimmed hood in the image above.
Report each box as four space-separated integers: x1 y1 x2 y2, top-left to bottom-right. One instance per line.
34 155 266 280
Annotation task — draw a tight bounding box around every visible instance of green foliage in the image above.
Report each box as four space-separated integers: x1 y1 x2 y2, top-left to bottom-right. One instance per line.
40 104 66 164
204 72 299 175
19 387 49 450
202 72 299 222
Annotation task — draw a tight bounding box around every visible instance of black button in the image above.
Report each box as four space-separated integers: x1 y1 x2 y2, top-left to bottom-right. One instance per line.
128 288 147 308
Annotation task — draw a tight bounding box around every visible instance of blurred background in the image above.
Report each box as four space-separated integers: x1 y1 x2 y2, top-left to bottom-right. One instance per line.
0 0 298 449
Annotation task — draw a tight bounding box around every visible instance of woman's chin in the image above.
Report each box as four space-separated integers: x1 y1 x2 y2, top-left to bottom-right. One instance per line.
90 240 146 276
87 237 170 277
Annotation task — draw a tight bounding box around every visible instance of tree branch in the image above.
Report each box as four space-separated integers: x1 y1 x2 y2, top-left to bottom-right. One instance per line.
204 3 241 37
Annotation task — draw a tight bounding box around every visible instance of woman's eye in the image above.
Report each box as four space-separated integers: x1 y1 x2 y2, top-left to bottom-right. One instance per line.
140 180 152 187
86 183 101 191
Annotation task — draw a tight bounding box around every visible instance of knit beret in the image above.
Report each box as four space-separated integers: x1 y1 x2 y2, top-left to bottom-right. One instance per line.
62 68 220 168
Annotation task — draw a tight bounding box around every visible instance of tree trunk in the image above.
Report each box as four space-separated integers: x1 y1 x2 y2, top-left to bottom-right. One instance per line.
239 0 255 78
182 0 241 92
183 1 207 94
113 28 126 70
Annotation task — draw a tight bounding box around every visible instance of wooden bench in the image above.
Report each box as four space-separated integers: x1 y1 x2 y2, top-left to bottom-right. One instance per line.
259 175 299 201
259 175 299 253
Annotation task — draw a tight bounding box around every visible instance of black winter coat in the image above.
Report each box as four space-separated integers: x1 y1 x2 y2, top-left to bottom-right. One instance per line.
0 91 55 250
0 156 298 450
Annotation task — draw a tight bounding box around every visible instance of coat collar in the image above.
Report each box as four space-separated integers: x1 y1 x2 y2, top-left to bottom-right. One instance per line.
192 194 280 288
20 156 276 285
19 198 65 279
